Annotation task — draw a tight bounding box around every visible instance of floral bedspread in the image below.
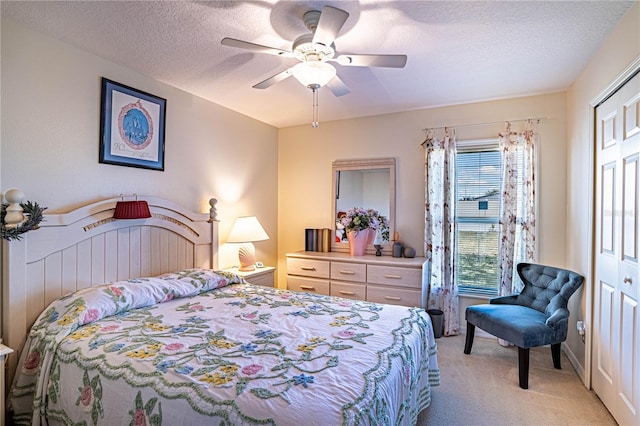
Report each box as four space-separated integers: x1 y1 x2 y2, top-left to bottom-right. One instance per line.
9 269 439 425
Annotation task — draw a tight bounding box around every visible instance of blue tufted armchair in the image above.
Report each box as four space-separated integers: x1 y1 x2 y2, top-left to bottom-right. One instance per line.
464 263 584 389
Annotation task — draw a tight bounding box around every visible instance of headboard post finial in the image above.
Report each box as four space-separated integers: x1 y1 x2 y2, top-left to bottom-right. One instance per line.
208 198 218 223
3 189 26 229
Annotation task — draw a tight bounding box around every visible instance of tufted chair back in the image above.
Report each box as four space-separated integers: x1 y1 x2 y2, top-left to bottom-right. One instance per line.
515 263 584 316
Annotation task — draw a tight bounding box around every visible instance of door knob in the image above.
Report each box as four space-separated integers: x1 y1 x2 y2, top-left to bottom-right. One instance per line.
623 276 633 284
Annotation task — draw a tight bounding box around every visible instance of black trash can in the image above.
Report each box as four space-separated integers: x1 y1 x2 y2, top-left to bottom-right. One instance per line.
427 309 444 338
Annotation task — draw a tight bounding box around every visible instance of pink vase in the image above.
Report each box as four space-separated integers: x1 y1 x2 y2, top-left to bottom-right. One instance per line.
367 228 376 244
347 229 370 256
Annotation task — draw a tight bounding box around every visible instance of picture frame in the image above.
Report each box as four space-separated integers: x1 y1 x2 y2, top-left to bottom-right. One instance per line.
99 78 166 171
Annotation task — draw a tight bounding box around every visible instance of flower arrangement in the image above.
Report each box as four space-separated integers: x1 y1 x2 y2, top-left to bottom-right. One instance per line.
340 207 389 242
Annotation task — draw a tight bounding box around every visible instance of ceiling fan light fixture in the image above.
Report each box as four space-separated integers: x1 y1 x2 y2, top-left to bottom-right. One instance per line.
291 61 336 88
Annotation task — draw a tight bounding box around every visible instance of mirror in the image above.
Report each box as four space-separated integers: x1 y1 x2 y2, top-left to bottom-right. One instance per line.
331 158 396 255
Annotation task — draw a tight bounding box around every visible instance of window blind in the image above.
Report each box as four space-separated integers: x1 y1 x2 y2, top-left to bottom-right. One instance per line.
455 147 501 293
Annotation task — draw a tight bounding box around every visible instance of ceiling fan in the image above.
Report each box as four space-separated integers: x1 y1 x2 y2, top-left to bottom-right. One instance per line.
221 5 407 105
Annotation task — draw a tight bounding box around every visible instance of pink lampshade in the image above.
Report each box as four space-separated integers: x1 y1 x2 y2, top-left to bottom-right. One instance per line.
113 200 151 219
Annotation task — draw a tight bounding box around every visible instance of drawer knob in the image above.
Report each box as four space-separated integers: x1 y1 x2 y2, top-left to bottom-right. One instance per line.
300 267 316 271
339 291 355 295
339 270 355 275
384 274 403 279
300 285 316 291
384 296 402 301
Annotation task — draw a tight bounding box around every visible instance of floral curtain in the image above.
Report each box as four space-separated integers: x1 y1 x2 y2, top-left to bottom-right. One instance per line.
424 128 459 336
498 120 537 297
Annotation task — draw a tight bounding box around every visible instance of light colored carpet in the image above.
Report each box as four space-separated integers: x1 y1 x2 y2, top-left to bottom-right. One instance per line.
418 335 616 426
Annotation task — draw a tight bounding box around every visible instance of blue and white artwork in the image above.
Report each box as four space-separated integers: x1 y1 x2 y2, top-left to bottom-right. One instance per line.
100 78 166 170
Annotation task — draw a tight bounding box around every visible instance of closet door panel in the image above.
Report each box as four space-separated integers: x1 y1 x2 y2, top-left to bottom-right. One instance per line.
593 71 639 426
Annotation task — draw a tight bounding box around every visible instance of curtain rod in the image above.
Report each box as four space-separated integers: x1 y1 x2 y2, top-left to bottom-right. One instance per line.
421 116 549 133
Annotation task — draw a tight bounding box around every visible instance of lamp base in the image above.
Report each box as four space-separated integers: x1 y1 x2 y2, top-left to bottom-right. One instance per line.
237 243 256 271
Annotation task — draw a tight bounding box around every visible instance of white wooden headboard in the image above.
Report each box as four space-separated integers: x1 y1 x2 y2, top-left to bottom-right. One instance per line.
1 195 219 388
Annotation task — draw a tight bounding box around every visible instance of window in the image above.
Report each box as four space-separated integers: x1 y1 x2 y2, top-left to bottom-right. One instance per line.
455 142 501 295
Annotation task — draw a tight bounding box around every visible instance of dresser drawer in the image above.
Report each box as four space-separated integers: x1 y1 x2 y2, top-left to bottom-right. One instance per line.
367 265 422 289
366 285 422 307
287 258 330 279
287 276 330 295
330 281 366 301
330 262 366 283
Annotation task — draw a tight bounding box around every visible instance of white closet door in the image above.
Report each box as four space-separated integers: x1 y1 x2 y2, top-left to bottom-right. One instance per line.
593 71 640 426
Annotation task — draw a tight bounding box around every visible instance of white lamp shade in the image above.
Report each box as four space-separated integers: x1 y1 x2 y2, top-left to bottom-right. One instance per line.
227 216 269 243
291 61 336 88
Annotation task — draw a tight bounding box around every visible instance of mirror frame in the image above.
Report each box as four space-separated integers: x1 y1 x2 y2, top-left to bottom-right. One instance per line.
331 157 396 255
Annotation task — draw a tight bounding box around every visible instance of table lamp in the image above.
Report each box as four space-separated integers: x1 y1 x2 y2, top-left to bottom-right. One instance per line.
227 216 269 271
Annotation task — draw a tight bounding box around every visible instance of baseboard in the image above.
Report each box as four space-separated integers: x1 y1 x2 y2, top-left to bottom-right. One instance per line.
562 341 586 386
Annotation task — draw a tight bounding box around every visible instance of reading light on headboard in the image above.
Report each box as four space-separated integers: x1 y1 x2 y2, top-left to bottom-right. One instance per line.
113 194 151 219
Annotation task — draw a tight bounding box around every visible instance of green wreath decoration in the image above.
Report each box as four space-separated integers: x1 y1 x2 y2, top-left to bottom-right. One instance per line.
1 201 47 241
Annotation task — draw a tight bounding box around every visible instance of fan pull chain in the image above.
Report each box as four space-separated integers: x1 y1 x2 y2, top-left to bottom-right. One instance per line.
311 87 319 128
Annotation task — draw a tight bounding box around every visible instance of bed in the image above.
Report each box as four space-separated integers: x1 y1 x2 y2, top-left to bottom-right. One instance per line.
2 196 439 425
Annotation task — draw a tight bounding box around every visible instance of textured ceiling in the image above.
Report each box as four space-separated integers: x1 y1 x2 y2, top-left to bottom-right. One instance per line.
1 1 635 128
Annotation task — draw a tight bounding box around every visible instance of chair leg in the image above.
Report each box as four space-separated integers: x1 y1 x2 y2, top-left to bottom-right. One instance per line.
518 347 529 389
464 323 475 354
551 343 562 369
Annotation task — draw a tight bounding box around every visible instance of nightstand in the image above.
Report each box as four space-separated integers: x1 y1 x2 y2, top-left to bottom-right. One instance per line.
223 266 275 287
1 343 14 425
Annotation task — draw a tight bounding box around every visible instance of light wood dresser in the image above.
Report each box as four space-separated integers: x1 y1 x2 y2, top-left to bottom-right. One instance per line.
286 251 428 308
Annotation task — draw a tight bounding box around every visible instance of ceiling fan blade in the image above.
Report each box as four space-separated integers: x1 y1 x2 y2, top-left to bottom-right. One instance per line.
326 75 350 97
253 68 294 89
335 54 408 68
221 37 293 57
312 6 349 47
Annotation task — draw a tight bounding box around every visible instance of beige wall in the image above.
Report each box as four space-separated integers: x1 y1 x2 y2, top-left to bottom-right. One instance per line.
0 18 280 270
278 92 568 294
565 2 640 382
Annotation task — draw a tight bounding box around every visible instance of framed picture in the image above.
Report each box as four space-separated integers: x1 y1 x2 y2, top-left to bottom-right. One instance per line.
99 78 166 171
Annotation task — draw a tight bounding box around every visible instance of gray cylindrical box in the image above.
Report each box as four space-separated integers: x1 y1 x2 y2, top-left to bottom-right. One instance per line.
427 309 444 338
392 242 403 257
